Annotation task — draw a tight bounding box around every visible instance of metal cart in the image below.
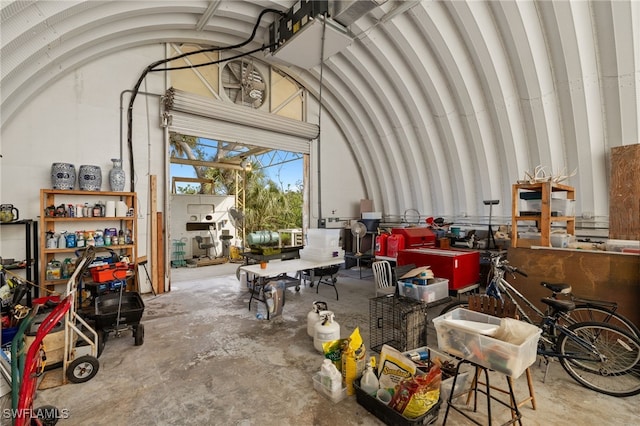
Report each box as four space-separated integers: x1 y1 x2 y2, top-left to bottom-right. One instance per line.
80 252 145 348
11 249 100 426
302 264 341 300
92 287 145 347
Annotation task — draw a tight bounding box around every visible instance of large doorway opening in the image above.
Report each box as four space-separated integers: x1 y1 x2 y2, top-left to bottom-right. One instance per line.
168 132 305 266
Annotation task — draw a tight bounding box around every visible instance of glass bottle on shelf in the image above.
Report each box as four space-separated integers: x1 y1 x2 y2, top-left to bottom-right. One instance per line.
76 232 85 248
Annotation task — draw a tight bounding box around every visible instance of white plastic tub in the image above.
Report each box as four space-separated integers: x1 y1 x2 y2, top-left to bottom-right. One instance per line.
312 373 347 403
306 229 341 248
432 308 541 378
550 233 571 248
397 278 449 303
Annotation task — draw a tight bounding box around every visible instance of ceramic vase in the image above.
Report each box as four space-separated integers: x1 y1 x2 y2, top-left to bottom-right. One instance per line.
78 165 102 191
109 158 126 191
51 163 76 190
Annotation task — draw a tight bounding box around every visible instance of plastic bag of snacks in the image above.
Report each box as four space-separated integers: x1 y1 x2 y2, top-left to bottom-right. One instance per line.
377 344 417 391
389 363 441 419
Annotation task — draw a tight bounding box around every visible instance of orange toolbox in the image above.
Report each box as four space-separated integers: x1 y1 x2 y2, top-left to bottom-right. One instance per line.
90 262 129 283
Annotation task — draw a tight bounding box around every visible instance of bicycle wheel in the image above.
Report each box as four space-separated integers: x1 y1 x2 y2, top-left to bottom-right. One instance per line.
564 305 640 339
438 300 469 317
558 321 640 397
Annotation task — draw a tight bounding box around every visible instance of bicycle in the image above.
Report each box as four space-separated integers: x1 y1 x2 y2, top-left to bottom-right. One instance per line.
438 252 640 397
440 251 639 338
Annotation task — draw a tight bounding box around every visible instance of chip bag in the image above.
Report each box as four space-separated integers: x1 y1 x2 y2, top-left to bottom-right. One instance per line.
377 344 417 391
389 363 441 419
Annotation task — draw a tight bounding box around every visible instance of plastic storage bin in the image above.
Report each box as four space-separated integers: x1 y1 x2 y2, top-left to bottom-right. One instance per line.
550 233 571 248
305 229 341 247
25 313 67 364
354 377 441 425
90 262 129 283
521 199 575 216
432 308 541 378
401 346 471 403
551 199 575 216
398 278 449 303
299 246 345 262
1 327 18 348
312 373 347 403
425 347 472 403
301 228 344 261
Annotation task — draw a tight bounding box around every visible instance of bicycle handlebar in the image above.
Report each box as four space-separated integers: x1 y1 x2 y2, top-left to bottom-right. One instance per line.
498 261 528 277
515 268 528 277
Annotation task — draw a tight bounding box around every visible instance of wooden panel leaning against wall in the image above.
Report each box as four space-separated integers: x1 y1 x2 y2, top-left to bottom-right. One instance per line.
609 144 640 240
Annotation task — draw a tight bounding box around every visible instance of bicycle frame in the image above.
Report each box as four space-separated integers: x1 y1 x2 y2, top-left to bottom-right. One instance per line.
464 253 640 397
485 260 545 325
486 265 610 370
537 314 606 362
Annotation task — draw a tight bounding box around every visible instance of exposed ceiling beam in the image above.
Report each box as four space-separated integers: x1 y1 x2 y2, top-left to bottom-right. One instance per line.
195 0 222 31
379 0 420 23
170 157 245 171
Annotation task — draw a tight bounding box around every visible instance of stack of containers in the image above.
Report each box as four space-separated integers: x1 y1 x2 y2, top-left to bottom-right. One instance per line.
299 229 344 262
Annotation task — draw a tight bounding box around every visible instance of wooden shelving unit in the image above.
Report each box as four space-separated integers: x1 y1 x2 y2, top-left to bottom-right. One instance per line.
39 189 137 294
511 182 575 248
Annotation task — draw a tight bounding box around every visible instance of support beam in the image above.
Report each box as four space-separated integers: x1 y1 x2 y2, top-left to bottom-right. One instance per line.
150 175 158 294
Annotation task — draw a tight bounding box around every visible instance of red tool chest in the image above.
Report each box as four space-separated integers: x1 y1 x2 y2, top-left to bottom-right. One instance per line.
391 228 436 249
397 248 480 290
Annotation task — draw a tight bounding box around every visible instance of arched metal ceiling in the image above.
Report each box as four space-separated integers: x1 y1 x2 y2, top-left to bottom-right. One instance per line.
1 0 638 219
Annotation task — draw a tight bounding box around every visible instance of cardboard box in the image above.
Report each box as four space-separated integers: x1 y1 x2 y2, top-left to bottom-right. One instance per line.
360 199 374 213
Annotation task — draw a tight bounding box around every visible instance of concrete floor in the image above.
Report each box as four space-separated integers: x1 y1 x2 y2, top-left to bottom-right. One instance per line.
23 262 639 425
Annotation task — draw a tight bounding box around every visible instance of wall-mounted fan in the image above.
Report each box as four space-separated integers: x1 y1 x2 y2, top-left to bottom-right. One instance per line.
228 207 245 228
351 221 367 256
221 59 267 108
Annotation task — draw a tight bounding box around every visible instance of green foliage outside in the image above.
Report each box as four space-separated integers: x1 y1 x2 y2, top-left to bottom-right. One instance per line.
170 134 303 235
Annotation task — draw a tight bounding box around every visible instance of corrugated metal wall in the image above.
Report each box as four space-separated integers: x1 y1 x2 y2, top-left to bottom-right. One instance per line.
1 0 639 221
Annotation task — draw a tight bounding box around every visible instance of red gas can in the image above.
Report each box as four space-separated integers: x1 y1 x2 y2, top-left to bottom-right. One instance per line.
375 233 389 256
386 234 405 258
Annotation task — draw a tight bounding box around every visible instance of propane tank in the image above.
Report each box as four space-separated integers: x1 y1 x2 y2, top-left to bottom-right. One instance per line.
314 311 340 353
307 301 328 338
375 232 389 256
247 231 280 247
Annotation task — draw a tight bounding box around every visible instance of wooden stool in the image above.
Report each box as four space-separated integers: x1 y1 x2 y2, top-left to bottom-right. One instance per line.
443 358 523 426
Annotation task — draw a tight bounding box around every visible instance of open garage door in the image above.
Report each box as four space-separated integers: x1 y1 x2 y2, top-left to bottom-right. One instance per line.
163 88 318 154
